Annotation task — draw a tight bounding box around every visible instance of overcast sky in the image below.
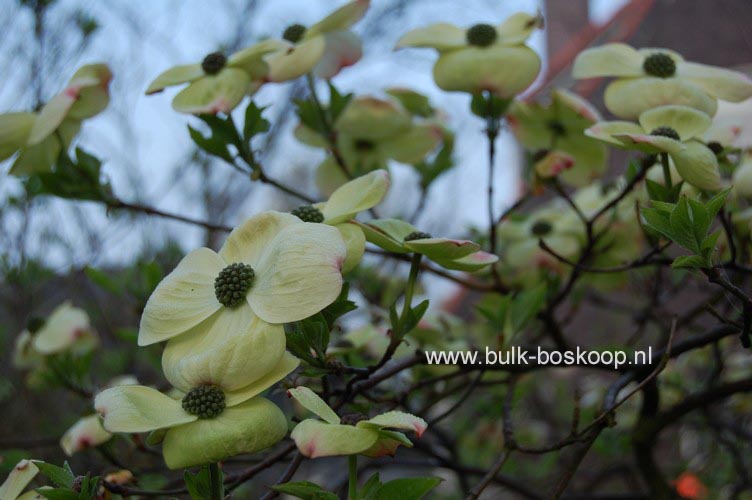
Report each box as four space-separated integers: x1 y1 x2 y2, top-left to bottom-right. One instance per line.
0 0 627 277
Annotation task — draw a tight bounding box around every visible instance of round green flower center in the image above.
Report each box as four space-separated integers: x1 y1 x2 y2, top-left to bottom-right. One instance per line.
291 205 324 223
531 220 552 236
340 413 368 425
643 53 676 78
466 23 497 47
354 139 375 152
547 120 566 137
182 385 226 419
650 126 680 141
706 141 723 155
214 263 255 307
201 52 227 75
404 231 432 241
283 23 307 43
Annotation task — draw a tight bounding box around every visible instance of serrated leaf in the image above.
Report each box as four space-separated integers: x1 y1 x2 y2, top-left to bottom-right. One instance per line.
35 462 75 488
671 254 708 269
669 197 701 253
706 187 731 219
641 207 674 240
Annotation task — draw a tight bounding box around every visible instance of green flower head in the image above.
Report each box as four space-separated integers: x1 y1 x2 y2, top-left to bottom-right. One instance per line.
572 43 752 119
1 63 112 176
508 89 608 186
396 11 544 97
145 39 285 114
137 211 346 347
586 105 721 190
266 0 369 82
95 354 299 469
358 218 498 272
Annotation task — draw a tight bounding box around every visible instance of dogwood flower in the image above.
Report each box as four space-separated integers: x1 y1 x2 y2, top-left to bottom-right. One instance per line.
508 89 607 186
95 353 299 469
396 11 543 97
266 0 368 81
60 415 112 456
1 64 111 176
358 219 498 272
296 96 441 195
586 105 721 190
145 39 285 114
289 386 426 458
497 205 580 284
572 43 752 119
32 302 98 355
290 170 389 272
138 211 346 346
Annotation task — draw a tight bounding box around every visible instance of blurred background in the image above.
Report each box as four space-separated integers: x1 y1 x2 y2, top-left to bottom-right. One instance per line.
1 0 752 497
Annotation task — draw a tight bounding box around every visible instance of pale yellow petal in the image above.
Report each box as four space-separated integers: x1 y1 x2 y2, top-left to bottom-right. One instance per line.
163 397 287 469
433 45 541 97
249 223 345 323
307 0 370 37
496 11 544 45
291 420 379 458
219 211 300 267
172 69 250 114
288 386 341 424
677 61 752 102
572 43 644 78
638 105 712 140
60 414 112 456
33 301 94 355
358 411 426 437
266 37 326 82
604 77 718 119
94 385 196 433
322 169 390 224
146 64 203 94
312 30 362 79
138 248 223 346
225 352 299 406
337 222 366 273
161 305 285 393
0 460 38 500
396 23 466 51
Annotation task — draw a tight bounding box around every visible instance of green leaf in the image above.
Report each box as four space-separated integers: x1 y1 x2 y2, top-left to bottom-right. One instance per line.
243 102 270 142
671 254 708 269
272 481 338 500
25 148 113 203
328 83 353 122
320 282 357 329
641 207 674 240
37 488 79 500
510 283 547 334
84 266 122 295
668 197 701 253
35 462 75 488
184 465 224 500
706 187 731 219
295 99 328 136
360 473 383 498
188 125 233 162
364 477 442 500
